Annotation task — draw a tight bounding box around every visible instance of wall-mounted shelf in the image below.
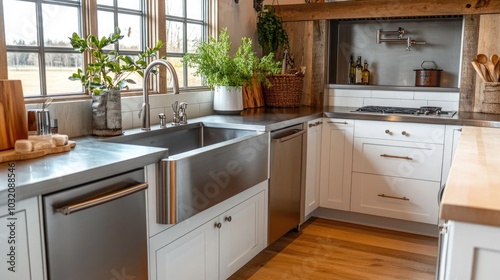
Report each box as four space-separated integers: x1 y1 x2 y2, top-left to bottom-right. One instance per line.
275 0 500 22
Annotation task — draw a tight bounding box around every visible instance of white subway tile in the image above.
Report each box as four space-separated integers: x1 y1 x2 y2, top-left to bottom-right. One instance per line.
187 103 201 119
121 96 142 112
400 99 428 108
331 89 371 98
199 102 214 116
427 101 459 111
121 111 134 130
331 96 364 107
363 98 402 107
414 91 459 102
371 90 414 100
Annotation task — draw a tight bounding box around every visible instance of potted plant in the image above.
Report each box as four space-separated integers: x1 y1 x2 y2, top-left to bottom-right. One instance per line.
69 27 162 136
183 28 281 114
257 5 289 56
257 5 305 108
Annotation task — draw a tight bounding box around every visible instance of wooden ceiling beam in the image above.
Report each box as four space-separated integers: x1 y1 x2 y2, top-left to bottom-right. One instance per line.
275 0 500 22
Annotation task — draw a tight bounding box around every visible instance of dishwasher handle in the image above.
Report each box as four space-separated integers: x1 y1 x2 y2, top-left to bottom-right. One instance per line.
55 182 148 215
272 129 305 143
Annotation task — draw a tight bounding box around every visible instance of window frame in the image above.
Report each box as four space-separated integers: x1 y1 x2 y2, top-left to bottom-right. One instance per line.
0 0 215 100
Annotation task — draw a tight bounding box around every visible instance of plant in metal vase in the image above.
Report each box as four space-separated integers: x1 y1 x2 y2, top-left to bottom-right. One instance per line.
69 27 162 136
183 28 281 114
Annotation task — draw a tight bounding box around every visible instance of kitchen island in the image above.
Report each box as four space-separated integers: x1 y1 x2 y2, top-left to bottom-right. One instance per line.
439 127 500 279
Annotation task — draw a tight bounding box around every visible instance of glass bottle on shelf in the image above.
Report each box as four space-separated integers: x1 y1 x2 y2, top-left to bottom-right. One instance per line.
349 54 356 84
355 56 362 84
362 60 370 85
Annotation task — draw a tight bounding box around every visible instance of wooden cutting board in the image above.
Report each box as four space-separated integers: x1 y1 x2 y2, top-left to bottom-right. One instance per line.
0 80 27 150
0 141 76 163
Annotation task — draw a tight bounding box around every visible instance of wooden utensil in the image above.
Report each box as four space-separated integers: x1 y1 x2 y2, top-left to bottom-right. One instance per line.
486 60 496 82
0 80 28 150
491 54 499 66
471 60 487 82
477 54 495 82
495 60 500 82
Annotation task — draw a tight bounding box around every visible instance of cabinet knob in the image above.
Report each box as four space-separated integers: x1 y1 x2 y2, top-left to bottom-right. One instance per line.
385 129 392 135
225 216 232 222
215 222 222 229
401 131 408 136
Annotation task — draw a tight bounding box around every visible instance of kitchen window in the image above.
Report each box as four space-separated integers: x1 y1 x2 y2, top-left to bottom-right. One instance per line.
0 0 212 98
3 0 83 97
165 0 207 89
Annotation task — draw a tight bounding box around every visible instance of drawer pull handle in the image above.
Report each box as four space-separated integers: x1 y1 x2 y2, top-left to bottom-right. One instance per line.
327 121 348 125
385 129 392 135
380 154 413 160
378 194 410 201
308 121 322 127
401 131 409 136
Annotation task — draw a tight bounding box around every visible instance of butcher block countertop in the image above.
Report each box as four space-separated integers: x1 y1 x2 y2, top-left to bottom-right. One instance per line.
440 127 500 227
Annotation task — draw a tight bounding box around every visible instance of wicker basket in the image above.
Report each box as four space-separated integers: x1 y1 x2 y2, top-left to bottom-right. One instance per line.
263 74 304 107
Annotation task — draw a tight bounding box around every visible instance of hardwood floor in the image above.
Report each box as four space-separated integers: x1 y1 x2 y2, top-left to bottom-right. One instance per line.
229 218 438 280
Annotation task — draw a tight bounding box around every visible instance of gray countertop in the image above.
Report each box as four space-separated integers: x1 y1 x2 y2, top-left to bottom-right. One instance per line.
324 106 500 127
2 105 500 205
0 138 168 205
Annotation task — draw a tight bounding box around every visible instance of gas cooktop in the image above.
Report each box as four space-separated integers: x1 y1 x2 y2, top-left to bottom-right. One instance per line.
353 106 457 117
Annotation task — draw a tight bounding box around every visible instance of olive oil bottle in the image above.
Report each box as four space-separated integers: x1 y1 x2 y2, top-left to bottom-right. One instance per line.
362 60 370 85
355 56 363 84
349 54 356 84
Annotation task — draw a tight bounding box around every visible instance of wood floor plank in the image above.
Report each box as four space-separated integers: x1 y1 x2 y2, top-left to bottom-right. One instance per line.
229 218 438 280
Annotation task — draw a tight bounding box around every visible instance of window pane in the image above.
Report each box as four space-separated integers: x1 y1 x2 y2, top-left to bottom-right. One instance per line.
118 14 142 51
7 52 41 96
4 0 38 46
166 21 184 53
43 4 80 47
97 10 115 50
186 0 203 20
166 57 184 90
187 24 203 53
97 0 113 6
124 56 144 90
46 53 83 94
166 1 182 17
187 65 202 87
118 0 141 10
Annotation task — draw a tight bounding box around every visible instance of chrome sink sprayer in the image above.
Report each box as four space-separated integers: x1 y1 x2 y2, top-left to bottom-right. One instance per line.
142 59 180 131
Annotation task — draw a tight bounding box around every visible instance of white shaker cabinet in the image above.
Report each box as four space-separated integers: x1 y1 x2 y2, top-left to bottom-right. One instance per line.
351 120 445 224
0 197 46 280
304 118 323 218
152 184 267 280
441 125 462 184
319 118 354 211
442 221 500 280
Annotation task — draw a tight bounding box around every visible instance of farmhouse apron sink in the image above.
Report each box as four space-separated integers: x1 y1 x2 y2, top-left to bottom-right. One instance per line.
103 122 269 224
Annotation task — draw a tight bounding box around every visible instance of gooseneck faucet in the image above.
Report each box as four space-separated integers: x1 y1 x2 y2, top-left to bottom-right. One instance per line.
142 59 180 131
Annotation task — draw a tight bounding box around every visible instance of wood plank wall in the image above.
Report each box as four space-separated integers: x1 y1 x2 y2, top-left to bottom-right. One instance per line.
277 1 500 110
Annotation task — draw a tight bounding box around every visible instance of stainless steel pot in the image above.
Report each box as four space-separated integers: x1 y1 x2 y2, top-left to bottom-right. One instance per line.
414 61 442 87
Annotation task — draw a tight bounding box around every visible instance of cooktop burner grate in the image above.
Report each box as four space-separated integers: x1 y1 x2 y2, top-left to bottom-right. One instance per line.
354 106 456 117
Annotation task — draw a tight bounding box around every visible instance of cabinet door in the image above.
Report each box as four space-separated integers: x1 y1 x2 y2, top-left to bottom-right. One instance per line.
441 125 462 184
304 118 323 217
0 197 45 280
219 191 266 279
319 118 354 211
155 218 219 280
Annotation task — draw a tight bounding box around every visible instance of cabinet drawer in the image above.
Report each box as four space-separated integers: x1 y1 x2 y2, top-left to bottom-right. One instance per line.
355 120 445 144
351 173 439 224
353 138 443 181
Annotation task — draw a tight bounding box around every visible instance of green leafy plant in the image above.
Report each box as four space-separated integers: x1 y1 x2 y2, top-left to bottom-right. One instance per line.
257 5 289 55
68 27 163 95
182 28 281 89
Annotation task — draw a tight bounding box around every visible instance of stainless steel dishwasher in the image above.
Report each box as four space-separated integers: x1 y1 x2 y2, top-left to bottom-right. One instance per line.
43 169 148 280
268 124 305 245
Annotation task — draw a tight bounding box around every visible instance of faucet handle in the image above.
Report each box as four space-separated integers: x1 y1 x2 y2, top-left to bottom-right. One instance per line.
159 113 167 128
178 102 188 125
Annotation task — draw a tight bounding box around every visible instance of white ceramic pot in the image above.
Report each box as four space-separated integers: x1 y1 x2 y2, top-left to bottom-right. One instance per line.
213 86 244 114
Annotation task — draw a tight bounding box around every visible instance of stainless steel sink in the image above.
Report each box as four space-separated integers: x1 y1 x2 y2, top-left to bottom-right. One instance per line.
103 122 269 224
